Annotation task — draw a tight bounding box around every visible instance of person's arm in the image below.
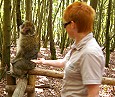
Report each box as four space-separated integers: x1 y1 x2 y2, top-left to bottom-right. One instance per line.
31 58 65 68
86 84 100 97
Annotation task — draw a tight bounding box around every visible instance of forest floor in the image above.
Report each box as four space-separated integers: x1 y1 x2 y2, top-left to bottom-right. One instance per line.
0 46 115 97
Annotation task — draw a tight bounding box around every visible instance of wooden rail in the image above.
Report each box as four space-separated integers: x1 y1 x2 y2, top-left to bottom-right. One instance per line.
12 78 27 97
29 68 115 85
6 68 115 97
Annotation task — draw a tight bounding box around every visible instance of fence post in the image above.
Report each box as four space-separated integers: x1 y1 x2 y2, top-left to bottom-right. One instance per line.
27 75 36 97
7 74 16 97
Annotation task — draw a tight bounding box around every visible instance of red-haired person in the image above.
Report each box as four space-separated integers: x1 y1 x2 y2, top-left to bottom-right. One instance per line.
32 1 105 97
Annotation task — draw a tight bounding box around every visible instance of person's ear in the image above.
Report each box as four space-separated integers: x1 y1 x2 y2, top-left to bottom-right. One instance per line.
71 21 77 29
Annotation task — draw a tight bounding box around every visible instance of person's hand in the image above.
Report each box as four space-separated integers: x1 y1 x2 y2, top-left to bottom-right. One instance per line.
31 58 45 64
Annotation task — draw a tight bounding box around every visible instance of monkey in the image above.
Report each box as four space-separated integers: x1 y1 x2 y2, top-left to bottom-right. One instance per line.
8 21 39 78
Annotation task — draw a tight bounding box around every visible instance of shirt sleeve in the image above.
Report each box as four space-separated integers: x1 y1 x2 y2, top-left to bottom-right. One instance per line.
80 52 105 85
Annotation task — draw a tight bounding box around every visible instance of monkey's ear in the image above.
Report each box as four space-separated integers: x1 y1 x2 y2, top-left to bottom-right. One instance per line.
19 24 24 31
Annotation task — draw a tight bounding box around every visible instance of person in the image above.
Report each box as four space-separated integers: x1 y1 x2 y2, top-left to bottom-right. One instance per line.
31 1 105 97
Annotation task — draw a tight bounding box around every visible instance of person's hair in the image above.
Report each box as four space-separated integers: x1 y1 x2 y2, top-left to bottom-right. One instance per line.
63 1 95 33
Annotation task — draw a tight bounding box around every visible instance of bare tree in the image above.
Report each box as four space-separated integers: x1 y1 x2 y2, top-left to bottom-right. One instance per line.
105 0 112 67
25 0 32 21
48 0 56 59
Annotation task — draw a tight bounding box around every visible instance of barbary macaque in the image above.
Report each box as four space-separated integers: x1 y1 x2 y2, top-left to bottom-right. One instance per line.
9 21 38 78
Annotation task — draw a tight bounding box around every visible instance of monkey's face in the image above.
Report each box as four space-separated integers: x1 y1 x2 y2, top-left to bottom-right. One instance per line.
20 21 35 36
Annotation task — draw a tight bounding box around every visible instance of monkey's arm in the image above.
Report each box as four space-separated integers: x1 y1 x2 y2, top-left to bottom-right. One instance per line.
23 45 38 60
13 58 36 70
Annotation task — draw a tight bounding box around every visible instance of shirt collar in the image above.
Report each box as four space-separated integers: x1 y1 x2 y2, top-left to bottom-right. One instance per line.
71 33 93 51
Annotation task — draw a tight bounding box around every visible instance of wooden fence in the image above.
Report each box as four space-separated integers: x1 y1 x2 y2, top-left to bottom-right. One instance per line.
5 68 115 97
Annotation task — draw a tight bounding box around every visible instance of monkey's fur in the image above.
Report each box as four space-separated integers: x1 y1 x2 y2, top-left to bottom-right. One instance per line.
9 21 38 78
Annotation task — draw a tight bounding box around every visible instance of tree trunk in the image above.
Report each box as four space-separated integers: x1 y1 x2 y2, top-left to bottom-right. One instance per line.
0 24 2 60
16 0 22 33
60 32 67 54
111 0 115 52
105 0 112 67
36 0 44 51
60 0 66 54
90 0 98 11
2 0 16 97
48 0 56 59
0 0 2 58
2 0 11 72
94 0 103 42
25 0 32 21
12 0 17 46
